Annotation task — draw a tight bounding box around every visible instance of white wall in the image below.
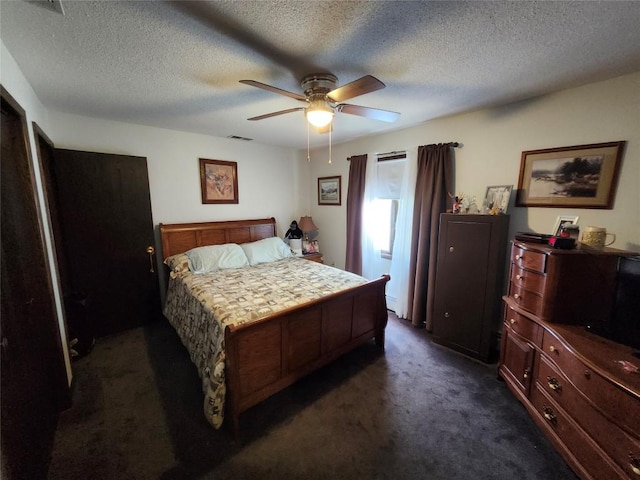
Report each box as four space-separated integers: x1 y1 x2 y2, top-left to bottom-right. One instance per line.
47 112 301 234
303 72 640 269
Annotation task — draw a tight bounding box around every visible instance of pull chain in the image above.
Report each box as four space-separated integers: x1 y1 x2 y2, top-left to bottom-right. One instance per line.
307 120 311 162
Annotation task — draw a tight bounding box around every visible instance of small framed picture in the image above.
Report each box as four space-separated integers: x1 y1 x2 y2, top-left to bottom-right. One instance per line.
303 240 319 254
318 176 341 206
552 215 580 236
199 158 239 204
484 185 513 213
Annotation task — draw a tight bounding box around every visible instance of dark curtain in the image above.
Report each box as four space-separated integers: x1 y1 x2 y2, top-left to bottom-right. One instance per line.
407 144 454 329
345 154 368 274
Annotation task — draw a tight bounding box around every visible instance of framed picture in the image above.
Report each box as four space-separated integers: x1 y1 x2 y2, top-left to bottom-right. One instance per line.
199 158 239 204
318 176 341 205
552 215 580 236
303 240 319 254
484 185 513 214
516 141 625 209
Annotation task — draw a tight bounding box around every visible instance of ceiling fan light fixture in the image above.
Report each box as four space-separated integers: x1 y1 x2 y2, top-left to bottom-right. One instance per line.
305 100 334 128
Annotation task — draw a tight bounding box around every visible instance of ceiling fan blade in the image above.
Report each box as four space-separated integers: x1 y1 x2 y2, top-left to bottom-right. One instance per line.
327 75 385 103
247 107 305 121
240 80 307 102
338 104 400 123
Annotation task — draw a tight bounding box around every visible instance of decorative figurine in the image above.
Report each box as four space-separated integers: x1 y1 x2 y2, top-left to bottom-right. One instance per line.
284 220 303 240
449 192 465 214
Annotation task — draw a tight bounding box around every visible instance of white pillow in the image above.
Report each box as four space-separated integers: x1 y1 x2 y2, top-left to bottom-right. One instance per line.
241 237 292 266
186 244 249 273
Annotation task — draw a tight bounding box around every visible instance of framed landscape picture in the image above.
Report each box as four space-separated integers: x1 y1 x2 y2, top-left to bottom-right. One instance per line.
200 158 239 204
516 141 625 209
318 176 341 205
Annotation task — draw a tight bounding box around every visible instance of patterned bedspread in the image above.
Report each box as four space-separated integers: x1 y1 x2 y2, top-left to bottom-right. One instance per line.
163 257 367 428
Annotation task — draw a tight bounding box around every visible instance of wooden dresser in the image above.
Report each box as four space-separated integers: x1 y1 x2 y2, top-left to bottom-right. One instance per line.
499 241 640 480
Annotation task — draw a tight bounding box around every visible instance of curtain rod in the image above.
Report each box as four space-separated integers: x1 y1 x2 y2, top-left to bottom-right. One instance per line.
376 150 406 157
347 143 460 161
423 142 460 148
347 150 406 161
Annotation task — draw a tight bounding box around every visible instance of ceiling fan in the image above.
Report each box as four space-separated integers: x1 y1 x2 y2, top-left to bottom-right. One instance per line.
240 73 400 129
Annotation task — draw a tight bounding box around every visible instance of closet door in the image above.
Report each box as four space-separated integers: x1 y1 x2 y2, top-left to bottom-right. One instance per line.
51 149 159 337
432 214 509 362
1 88 65 479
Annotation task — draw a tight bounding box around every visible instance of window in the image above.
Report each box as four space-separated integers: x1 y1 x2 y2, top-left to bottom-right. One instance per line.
374 152 406 259
373 198 399 258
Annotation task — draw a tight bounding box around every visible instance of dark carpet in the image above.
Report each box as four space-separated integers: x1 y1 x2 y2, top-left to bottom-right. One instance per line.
48 313 578 480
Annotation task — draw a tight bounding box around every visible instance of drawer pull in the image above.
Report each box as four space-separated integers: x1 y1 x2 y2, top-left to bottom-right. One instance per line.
515 254 522 260
547 376 562 392
516 274 522 280
510 318 516 325
514 293 520 300
629 454 640 476
584 370 591 380
542 406 557 424
523 368 531 380
549 345 557 353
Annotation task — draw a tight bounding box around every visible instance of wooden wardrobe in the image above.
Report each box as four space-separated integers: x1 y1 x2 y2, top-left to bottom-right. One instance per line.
432 214 510 362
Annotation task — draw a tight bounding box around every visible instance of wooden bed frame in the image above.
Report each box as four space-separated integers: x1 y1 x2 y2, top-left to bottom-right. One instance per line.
159 218 390 435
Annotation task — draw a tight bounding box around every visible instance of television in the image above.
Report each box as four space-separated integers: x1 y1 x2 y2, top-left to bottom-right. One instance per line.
612 256 640 350
587 255 640 351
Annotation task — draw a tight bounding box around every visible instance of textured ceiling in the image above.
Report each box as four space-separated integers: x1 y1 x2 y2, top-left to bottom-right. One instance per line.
1 1 639 149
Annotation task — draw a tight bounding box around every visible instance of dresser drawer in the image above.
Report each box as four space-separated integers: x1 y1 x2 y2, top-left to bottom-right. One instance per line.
537 355 640 477
510 265 546 296
503 305 539 345
530 384 627 480
511 245 546 273
508 283 543 316
541 329 640 436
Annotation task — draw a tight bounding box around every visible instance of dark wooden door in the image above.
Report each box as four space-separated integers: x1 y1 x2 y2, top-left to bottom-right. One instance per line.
434 220 492 352
1 89 65 479
51 149 159 337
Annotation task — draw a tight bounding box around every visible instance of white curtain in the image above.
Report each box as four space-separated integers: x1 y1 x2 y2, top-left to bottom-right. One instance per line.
361 152 385 281
388 149 417 318
361 149 417 318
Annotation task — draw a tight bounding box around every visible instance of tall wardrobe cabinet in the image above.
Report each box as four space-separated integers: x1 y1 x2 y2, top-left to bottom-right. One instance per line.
432 214 510 362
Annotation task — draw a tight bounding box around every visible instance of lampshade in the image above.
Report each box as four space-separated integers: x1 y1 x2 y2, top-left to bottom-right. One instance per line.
298 216 318 233
305 100 334 128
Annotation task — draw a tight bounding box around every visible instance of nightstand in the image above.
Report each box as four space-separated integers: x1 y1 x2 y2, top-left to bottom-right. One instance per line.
301 252 324 264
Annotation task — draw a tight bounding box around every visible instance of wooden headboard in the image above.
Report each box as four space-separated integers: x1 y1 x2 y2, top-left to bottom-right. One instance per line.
159 217 277 259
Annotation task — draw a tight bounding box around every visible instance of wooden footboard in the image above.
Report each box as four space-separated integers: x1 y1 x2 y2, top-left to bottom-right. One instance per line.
224 273 390 436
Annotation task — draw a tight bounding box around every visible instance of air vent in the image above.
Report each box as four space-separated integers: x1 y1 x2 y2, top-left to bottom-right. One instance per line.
37 0 65 15
227 135 253 141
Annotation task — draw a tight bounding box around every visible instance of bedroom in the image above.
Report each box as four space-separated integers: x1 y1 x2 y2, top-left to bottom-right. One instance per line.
1 1 639 479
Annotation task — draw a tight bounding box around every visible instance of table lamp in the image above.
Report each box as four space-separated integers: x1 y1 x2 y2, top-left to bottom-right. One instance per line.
298 216 318 241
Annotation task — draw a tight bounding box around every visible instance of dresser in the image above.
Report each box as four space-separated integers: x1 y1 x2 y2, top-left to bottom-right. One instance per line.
432 214 509 362
499 241 640 480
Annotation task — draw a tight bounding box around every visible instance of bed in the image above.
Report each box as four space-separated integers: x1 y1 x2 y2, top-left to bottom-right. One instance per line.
159 218 390 435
